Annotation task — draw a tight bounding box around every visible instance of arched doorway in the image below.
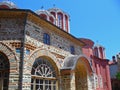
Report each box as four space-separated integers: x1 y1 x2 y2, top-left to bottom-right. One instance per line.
75 60 88 90
0 52 9 90
31 57 58 90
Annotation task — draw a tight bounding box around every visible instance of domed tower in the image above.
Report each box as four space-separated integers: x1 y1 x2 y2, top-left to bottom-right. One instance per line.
93 44 106 59
36 10 56 24
36 8 70 33
48 8 70 33
0 1 18 9
79 38 94 58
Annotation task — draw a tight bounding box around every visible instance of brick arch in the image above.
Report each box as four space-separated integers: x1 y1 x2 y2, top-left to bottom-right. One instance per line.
27 49 60 74
0 42 18 70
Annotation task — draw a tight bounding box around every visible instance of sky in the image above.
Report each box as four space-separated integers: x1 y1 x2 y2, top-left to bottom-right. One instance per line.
7 0 120 60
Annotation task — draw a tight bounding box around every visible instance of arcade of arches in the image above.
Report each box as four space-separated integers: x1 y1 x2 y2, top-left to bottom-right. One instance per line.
0 49 92 90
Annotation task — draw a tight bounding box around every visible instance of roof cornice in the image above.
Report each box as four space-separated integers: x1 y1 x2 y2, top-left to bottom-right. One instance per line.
0 9 85 46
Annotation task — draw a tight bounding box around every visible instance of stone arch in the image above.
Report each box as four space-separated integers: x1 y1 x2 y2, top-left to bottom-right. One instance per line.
0 42 18 89
73 55 93 74
27 49 60 90
63 55 92 74
0 42 18 70
74 56 90 90
27 49 60 74
0 51 10 90
62 54 93 90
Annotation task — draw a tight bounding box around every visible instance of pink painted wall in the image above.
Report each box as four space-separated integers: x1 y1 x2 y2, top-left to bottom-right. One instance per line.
80 38 112 90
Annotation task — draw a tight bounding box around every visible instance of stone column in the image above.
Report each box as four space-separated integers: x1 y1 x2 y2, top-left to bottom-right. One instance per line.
70 71 76 90
60 69 75 90
21 58 32 90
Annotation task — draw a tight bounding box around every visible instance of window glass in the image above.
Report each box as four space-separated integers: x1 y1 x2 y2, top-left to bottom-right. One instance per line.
58 14 62 28
94 48 99 57
16 48 20 53
26 49 30 55
43 33 50 45
31 58 57 90
70 46 75 54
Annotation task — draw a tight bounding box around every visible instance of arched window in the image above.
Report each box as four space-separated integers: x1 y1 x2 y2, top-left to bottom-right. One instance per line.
49 16 54 24
70 46 75 54
43 33 50 45
57 13 63 29
40 14 47 20
31 57 57 90
0 5 10 9
94 47 99 57
0 53 9 90
50 12 55 17
99 47 104 59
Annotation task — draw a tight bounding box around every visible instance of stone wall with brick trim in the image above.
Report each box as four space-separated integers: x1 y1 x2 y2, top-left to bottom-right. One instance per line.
25 21 82 56
0 17 25 89
0 14 91 90
0 42 19 90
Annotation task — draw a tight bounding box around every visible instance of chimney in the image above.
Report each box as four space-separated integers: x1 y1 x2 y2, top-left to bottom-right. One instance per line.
112 56 116 63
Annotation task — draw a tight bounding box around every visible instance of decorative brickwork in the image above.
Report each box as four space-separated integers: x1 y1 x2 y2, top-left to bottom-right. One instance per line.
0 42 19 90
26 21 82 55
0 9 99 90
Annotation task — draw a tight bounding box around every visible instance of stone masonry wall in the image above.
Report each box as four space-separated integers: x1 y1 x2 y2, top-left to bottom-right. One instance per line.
0 18 25 40
25 21 82 56
20 20 84 90
0 17 25 90
0 17 84 90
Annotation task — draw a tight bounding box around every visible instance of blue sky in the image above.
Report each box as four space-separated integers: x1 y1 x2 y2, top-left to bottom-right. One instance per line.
9 0 120 60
